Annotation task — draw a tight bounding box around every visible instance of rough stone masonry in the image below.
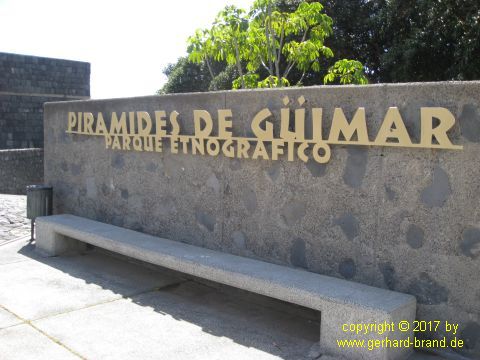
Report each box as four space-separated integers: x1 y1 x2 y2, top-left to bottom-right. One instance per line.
0 52 90 149
44 82 480 358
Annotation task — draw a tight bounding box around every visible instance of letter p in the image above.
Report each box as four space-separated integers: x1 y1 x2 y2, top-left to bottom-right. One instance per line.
67 112 77 132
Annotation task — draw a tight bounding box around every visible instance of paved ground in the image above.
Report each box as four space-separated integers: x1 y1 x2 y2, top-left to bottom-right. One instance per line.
0 238 322 360
0 194 451 359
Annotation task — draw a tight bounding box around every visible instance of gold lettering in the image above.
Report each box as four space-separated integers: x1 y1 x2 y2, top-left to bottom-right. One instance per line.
133 136 142 151
420 107 457 148
271 140 284 160
105 136 112 149
293 107 305 141
84 112 94 134
95 113 108 135
375 107 412 145
144 136 154 152
110 112 128 135
252 141 269 160
218 109 233 139
297 142 309 162
128 112 135 135
112 136 121 150
311 108 323 141
286 141 295 161
171 137 179 154
179 136 189 154
222 139 235 157
328 108 369 143
67 112 77 132
78 112 83 133
194 110 213 138
155 111 167 137
137 111 152 136
122 135 131 150
206 138 220 156
155 136 162 152
237 139 250 159
280 108 294 141
312 142 331 164
67 100 462 162
170 111 180 136
191 138 205 155
251 108 274 140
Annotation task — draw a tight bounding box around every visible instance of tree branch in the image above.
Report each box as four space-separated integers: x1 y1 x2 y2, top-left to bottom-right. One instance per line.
296 71 306 86
265 4 274 76
205 58 217 90
283 26 310 79
259 56 270 72
234 40 245 88
283 60 296 78
275 23 285 81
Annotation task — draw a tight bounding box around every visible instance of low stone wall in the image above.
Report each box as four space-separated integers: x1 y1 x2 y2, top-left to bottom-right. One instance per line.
0 148 44 194
44 82 480 358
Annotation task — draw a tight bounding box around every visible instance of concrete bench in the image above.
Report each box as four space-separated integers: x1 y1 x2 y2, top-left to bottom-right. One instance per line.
36 214 416 360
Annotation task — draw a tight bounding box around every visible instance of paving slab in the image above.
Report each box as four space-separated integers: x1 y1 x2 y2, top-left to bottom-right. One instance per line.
33 280 319 360
0 306 22 329
0 243 181 320
0 239 452 360
0 238 37 266
0 324 78 360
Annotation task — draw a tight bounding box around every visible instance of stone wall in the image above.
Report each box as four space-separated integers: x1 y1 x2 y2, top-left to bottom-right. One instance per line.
0 52 90 149
0 148 43 194
44 82 480 358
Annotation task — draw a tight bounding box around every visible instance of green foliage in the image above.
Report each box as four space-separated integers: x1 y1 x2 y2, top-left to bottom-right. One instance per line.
244 0 335 86
232 73 259 89
322 0 480 82
157 57 209 94
324 59 368 85
183 0 367 91
161 0 480 93
208 65 239 91
157 57 234 94
257 75 290 88
211 5 250 87
378 0 480 82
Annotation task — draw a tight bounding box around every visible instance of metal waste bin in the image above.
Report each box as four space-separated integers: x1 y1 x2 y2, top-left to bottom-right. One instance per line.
26 185 53 241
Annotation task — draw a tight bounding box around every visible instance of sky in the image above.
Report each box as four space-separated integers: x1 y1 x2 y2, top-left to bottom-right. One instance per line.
0 0 254 99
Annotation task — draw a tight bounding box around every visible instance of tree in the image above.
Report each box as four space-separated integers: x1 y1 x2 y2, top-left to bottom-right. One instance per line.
322 0 385 82
243 0 335 87
186 0 367 89
161 0 480 93
324 59 368 85
322 0 480 82
209 6 250 88
378 0 480 82
157 57 234 94
187 29 220 89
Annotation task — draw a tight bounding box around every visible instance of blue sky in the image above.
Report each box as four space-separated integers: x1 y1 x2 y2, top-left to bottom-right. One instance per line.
0 0 253 99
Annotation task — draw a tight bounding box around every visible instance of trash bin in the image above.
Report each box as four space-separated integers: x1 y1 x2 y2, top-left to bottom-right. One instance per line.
26 185 53 241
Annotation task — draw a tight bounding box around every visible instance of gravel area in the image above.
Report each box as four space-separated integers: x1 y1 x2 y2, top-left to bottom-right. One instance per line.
0 194 30 243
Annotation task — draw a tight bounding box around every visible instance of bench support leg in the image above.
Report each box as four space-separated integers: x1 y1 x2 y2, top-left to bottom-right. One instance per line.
320 304 414 360
36 220 85 256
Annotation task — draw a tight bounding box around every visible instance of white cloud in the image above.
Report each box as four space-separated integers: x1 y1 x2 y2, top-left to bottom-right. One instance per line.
0 0 254 98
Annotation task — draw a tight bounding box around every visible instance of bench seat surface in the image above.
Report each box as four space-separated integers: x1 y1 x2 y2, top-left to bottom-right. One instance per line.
37 214 415 314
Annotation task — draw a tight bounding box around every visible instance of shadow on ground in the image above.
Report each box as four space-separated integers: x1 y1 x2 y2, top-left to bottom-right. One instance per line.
16 241 320 359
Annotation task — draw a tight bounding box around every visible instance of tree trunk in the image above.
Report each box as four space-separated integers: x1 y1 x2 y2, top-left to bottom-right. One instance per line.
205 58 217 90
234 42 245 88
